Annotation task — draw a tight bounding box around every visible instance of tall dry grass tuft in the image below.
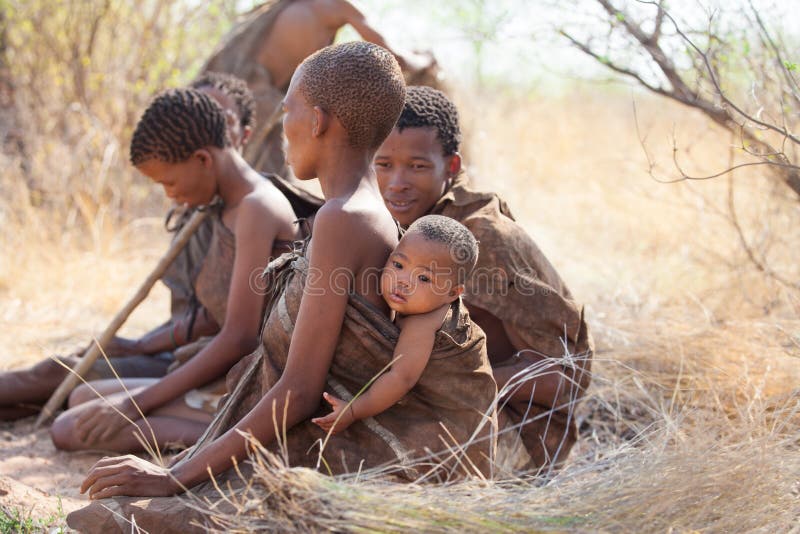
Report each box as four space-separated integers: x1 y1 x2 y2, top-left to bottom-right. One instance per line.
179 311 797 532
191 365 798 532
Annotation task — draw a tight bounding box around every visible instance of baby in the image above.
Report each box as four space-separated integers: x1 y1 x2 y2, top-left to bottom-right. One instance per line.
313 214 478 434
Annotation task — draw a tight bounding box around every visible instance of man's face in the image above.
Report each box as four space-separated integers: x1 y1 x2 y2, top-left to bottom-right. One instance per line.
374 127 456 227
380 231 461 316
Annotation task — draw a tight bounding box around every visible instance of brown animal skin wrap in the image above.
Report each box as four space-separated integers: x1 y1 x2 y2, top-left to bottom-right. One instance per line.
431 172 594 470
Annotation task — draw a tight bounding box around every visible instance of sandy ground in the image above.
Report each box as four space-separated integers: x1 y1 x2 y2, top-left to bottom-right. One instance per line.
0 247 173 526
0 418 100 521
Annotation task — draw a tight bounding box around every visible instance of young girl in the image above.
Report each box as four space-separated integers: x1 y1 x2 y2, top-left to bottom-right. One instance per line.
50 87 302 452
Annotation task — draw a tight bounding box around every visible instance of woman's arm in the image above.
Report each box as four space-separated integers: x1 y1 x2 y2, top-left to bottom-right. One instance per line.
494 321 565 407
80 205 372 497
169 205 363 488
74 197 278 445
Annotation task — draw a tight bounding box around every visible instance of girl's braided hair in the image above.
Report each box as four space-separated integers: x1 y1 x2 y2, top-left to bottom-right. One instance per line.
130 88 230 166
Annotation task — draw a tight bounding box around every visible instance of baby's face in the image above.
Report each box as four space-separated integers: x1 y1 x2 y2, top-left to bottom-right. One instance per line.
380 231 461 315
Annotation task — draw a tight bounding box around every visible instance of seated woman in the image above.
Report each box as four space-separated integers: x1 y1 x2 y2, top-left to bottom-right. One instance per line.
49 87 302 452
67 43 510 533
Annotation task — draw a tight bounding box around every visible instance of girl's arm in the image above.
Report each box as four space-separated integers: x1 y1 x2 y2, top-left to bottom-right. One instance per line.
74 197 278 446
81 205 370 497
312 304 448 433
108 311 220 357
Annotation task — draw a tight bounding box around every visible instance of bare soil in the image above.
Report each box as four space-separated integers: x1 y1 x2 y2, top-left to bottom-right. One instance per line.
0 418 103 522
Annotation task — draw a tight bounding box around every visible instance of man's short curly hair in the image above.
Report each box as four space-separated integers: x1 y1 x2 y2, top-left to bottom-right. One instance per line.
298 41 406 149
406 214 478 284
130 88 230 166
191 71 256 131
397 86 461 156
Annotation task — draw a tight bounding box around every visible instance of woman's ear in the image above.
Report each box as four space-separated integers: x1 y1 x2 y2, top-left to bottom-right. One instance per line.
447 153 462 176
312 105 330 138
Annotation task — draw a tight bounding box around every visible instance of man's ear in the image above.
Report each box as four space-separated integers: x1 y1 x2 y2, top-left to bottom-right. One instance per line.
193 149 214 168
312 106 330 138
240 126 253 147
447 152 462 176
449 284 465 299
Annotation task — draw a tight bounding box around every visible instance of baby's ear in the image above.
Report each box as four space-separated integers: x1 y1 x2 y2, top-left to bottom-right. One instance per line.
449 284 465 300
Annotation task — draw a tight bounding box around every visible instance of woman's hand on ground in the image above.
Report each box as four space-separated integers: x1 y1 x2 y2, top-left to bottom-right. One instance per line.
80 455 181 499
311 392 355 434
74 395 141 446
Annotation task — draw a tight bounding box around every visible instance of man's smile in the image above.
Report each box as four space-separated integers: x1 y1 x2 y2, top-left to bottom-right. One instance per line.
384 196 416 211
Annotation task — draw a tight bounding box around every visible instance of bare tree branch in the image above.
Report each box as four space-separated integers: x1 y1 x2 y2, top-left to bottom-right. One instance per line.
635 0 800 147
563 0 800 199
597 0 694 101
748 0 800 102
559 30 670 97
726 157 798 290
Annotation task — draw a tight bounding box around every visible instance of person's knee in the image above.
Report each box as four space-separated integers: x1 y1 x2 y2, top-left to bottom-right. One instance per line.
68 384 95 408
50 411 82 451
33 355 74 378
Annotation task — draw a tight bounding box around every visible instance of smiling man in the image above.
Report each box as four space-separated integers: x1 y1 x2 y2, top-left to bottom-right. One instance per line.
374 86 594 471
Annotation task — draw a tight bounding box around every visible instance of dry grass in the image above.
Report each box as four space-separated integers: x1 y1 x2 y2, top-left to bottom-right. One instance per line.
1 84 799 531
193 414 798 532
191 311 799 532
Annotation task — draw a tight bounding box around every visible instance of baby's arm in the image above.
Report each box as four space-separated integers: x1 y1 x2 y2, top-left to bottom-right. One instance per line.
313 303 450 434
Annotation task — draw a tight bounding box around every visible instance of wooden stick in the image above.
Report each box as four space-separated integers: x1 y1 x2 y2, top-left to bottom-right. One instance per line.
34 208 211 427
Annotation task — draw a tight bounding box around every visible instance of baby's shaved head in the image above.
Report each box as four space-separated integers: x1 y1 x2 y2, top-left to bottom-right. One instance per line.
406 215 478 284
297 41 406 149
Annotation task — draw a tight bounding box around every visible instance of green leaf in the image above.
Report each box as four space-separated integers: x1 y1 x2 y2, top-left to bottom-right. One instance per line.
783 60 797 71
615 11 625 22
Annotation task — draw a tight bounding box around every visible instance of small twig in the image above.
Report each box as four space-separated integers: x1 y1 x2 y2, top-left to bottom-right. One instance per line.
636 0 800 146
